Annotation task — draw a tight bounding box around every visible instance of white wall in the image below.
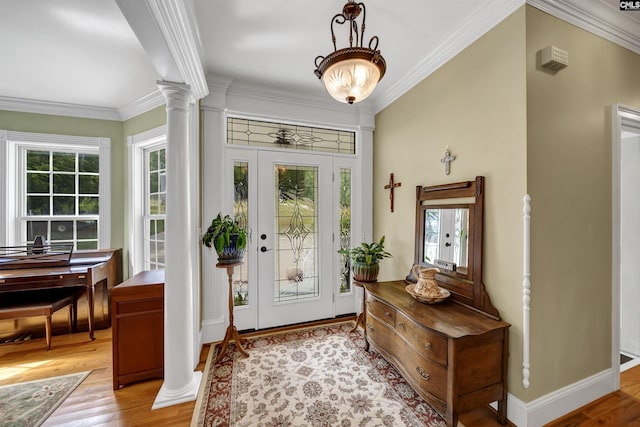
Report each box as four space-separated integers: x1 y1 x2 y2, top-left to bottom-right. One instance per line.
621 134 640 356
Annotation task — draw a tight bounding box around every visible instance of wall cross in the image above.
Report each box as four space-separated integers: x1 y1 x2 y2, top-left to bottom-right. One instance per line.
384 173 402 213
440 146 456 175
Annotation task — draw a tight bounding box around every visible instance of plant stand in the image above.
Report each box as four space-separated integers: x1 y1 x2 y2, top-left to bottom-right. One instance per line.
350 280 369 351
214 260 249 364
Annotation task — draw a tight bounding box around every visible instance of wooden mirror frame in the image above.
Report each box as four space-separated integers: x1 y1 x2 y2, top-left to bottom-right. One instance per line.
409 176 500 319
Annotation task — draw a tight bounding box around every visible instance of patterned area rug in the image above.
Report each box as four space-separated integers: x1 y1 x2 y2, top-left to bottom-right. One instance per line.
0 371 90 427
191 322 445 426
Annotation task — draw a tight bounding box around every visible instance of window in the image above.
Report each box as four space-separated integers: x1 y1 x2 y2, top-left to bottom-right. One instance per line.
0 130 111 249
145 147 166 270
128 126 167 274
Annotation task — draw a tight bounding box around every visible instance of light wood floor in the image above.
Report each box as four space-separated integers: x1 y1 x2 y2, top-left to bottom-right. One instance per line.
1 326 640 426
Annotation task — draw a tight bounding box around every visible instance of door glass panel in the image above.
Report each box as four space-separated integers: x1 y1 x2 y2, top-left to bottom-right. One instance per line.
233 161 249 307
339 168 352 293
275 165 319 302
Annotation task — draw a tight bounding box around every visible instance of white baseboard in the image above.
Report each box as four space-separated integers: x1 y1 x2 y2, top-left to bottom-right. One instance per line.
200 317 226 344
497 368 616 427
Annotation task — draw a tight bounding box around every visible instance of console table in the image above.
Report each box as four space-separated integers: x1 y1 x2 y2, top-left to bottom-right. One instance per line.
364 280 509 427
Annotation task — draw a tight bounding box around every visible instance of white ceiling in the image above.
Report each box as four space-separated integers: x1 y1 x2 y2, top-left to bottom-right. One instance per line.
0 0 638 120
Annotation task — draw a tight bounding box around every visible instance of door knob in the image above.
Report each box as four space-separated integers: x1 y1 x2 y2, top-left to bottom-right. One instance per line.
445 242 451 247
260 246 269 252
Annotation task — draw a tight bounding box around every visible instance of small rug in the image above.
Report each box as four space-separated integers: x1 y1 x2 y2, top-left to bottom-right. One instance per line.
191 322 445 426
0 371 90 427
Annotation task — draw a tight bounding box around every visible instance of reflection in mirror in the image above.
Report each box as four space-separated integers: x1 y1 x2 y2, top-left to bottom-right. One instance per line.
423 208 469 271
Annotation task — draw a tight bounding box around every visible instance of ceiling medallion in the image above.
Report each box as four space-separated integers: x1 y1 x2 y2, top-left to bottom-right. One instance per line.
314 1 386 104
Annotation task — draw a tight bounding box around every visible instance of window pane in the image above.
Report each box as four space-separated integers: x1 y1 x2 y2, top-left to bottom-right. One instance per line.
79 175 99 194
150 171 158 193
158 194 166 215
79 197 99 214
78 154 99 173
51 221 73 240
149 195 159 214
159 149 166 169
156 242 165 264
53 196 75 215
149 150 159 171
52 152 75 172
27 196 50 215
77 241 97 250
275 165 319 302
339 168 352 293
233 161 249 306
53 173 75 194
159 172 166 193
27 151 50 171
77 220 97 239
156 219 165 237
26 221 48 241
27 172 49 193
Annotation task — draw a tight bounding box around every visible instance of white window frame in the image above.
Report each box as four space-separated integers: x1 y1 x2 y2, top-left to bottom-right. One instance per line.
127 125 167 275
0 130 111 248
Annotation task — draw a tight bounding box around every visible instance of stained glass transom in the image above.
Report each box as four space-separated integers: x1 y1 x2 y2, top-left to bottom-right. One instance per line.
228 117 356 154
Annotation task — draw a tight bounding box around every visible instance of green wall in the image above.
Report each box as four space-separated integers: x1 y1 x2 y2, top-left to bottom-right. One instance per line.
526 6 640 398
0 110 125 252
374 6 528 399
0 105 166 279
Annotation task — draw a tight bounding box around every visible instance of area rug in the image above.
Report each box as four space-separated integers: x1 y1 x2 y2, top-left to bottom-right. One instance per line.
191 322 446 426
0 371 90 427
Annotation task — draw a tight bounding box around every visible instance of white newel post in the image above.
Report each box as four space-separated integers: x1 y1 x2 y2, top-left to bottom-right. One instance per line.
153 81 202 409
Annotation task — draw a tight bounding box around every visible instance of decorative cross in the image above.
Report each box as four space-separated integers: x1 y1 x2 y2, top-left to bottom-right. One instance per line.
440 146 456 175
384 173 402 212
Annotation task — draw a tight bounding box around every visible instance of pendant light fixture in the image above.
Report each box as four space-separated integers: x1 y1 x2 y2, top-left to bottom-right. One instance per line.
314 1 386 104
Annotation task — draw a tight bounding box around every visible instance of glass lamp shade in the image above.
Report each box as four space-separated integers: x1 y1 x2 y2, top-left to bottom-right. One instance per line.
321 57 381 104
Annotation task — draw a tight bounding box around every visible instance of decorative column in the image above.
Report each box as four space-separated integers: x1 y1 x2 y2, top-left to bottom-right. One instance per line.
153 81 202 409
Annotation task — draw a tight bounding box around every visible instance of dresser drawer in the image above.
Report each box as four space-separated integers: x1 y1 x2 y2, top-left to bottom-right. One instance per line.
401 348 448 402
366 314 397 358
366 294 395 326
395 311 447 366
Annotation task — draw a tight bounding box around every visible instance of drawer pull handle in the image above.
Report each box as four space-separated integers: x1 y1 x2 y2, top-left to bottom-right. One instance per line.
367 323 374 332
384 311 392 318
424 342 432 350
397 321 405 328
416 366 431 381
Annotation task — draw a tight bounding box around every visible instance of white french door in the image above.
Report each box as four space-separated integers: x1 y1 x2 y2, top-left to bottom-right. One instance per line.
225 148 354 330
256 151 334 328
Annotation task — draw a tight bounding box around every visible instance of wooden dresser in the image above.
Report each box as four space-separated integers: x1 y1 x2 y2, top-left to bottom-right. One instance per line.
111 269 164 389
364 280 509 427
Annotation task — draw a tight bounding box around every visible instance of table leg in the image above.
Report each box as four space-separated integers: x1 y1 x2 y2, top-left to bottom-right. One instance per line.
214 265 249 364
87 285 95 340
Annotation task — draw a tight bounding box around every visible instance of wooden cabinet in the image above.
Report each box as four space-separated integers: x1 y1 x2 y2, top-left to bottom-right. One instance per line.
364 281 510 427
111 270 164 390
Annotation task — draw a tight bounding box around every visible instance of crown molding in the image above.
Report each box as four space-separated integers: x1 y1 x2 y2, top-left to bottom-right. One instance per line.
0 96 121 121
146 0 208 99
373 0 524 113
527 0 640 55
118 89 165 120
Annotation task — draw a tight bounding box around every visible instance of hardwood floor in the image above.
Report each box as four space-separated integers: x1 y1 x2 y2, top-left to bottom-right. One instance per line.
1 326 640 426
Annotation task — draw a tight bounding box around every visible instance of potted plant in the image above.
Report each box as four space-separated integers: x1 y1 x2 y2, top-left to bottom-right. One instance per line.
338 236 391 283
202 213 247 264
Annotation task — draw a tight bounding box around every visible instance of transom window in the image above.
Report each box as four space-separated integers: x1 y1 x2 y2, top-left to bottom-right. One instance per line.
227 117 356 154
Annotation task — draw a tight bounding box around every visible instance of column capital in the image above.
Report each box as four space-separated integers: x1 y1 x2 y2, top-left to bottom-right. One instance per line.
157 80 194 105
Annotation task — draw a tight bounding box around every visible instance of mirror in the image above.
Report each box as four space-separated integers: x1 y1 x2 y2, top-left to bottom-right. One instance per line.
422 207 469 273
409 176 500 319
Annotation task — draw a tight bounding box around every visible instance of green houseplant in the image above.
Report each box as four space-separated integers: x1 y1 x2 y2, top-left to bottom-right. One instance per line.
202 213 247 264
338 236 391 283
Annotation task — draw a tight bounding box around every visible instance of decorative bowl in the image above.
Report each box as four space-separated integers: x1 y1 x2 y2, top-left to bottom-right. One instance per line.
405 284 450 304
